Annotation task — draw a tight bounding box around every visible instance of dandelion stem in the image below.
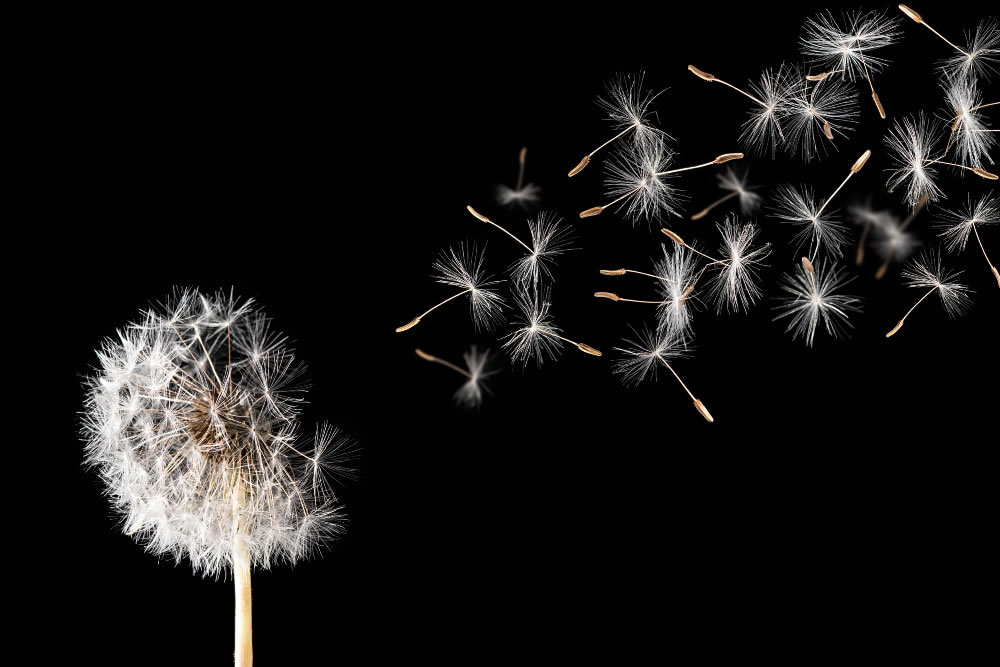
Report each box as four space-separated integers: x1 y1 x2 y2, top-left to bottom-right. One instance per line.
887 286 937 337
466 206 533 253
233 508 253 666
856 219 872 264
658 359 713 422
602 268 681 283
971 225 1000 288
543 330 602 356
815 159 863 219
415 348 472 379
856 37 886 119
901 5 972 57
396 289 472 332
591 126 635 158
655 153 743 176
899 193 929 232
922 159 998 179
691 191 740 220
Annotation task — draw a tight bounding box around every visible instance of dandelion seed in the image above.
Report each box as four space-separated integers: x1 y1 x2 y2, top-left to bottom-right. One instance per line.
886 247 974 337
496 147 541 208
415 346 499 408
801 10 900 117
934 194 1000 287
884 112 946 206
652 243 702 338
940 77 997 168
705 216 772 313
612 326 713 422
578 138 677 222
773 258 862 346
568 71 667 176
848 199 896 265
396 242 505 332
466 207 574 287
783 73 860 161
503 286 601 367
83 289 356 665
740 65 796 156
691 166 762 220
872 194 928 279
771 184 850 260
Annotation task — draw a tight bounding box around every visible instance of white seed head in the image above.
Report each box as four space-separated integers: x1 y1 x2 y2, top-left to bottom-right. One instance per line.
800 10 901 81
941 76 996 169
706 216 772 313
82 289 355 578
510 212 575 286
717 166 763 215
934 193 999 252
939 19 999 81
454 346 499 409
612 326 689 386
652 243 700 339
901 248 974 317
502 285 564 367
773 260 862 347
771 184 850 259
741 64 795 157
604 137 680 224
884 112 946 207
783 73 860 162
872 213 919 262
597 70 669 149
432 242 506 330
495 182 541 208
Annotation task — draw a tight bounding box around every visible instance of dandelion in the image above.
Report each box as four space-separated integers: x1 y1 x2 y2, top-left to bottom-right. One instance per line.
873 193 928 279
568 71 667 177
899 6 999 80
396 242 505 333
579 139 742 222
886 248 974 337
934 194 1000 287
848 199 895 264
800 9 900 117
884 113 947 206
503 286 602 366
783 73 860 161
705 217 772 313
940 77 997 169
496 147 541 208
612 327 713 422
690 166 762 221
466 206 574 287
415 346 498 408
773 256 862 346
82 289 355 666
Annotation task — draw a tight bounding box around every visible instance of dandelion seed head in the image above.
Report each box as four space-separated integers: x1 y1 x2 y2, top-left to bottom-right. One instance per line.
934 193 999 252
612 327 689 386
939 19 999 81
83 289 355 577
771 184 850 259
717 167 762 214
872 213 919 262
783 73 860 162
597 71 669 148
652 243 700 339
773 260 862 347
454 346 499 409
800 10 901 81
884 112 945 207
510 212 575 286
706 216 771 313
496 182 541 208
941 76 996 169
604 137 679 224
432 242 506 330
901 248 975 317
741 64 795 157
502 286 563 367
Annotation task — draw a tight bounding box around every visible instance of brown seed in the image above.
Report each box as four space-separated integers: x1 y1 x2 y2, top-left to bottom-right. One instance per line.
466 205 491 223
660 228 686 245
801 256 814 274
993 266 1000 288
713 152 744 164
898 4 922 23
874 262 889 280
972 168 999 180
872 91 886 119
396 317 421 333
594 291 620 301
856 245 865 265
886 320 905 338
690 207 711 221
568 155 590 177
600 269 626 276
823 120 834 140
415 348 436 362
693 399 714 423
851 149 872 173
806 72 831 81
688 65 715 81
579 206 604 218
519 146 527 164
576 343 603 357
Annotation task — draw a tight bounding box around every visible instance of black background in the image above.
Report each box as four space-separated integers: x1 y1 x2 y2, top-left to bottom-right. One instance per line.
39 3 996 663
